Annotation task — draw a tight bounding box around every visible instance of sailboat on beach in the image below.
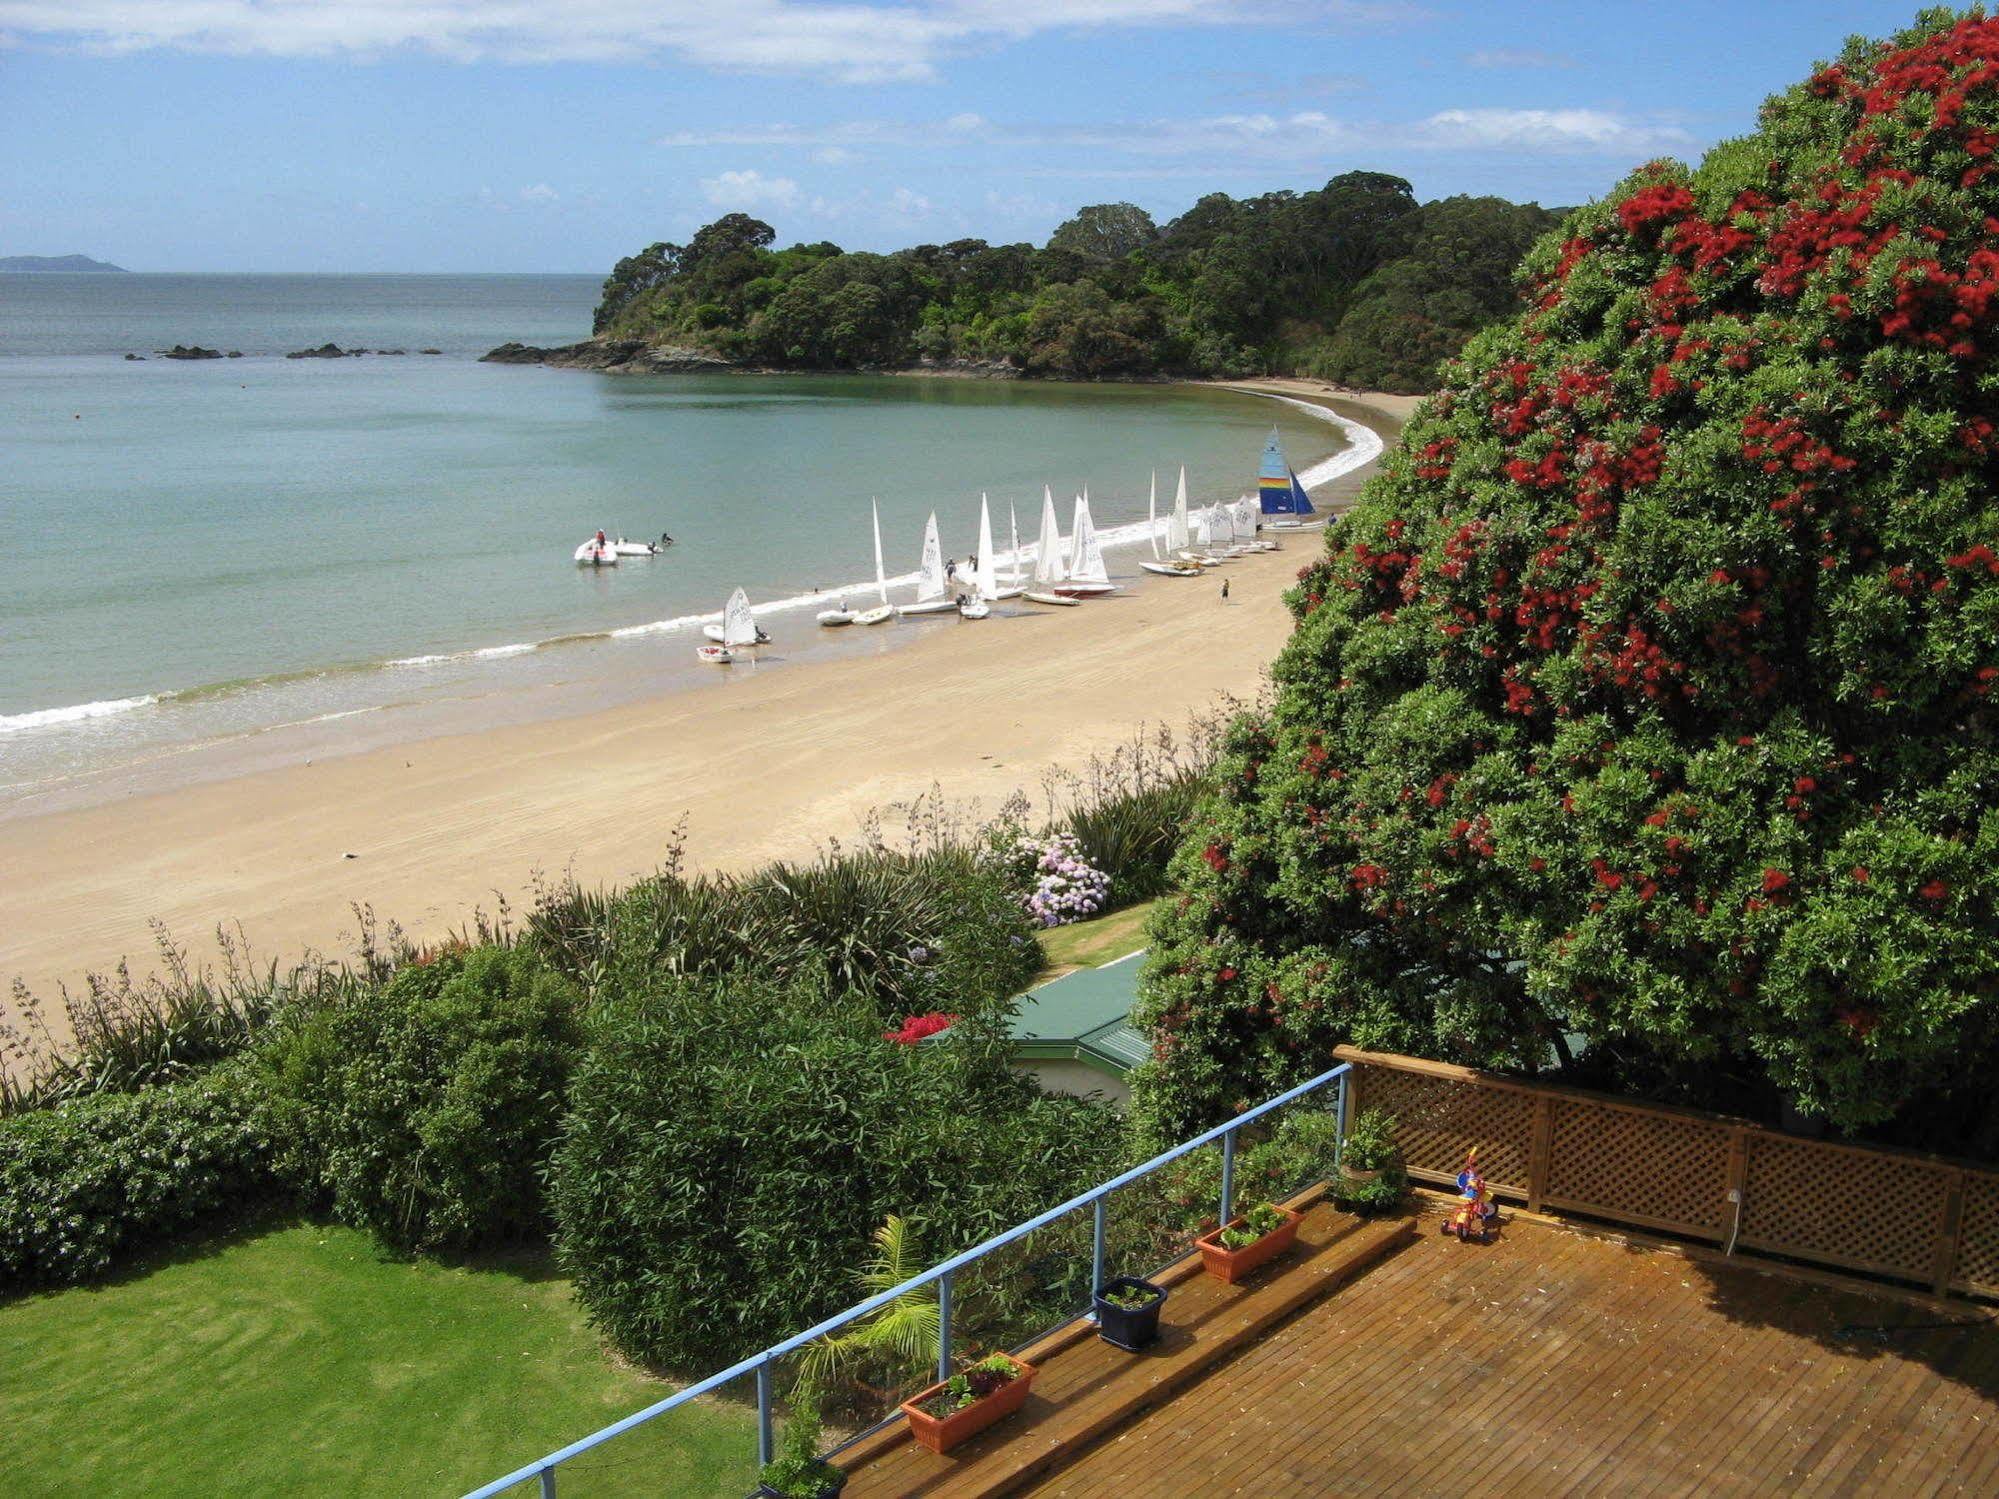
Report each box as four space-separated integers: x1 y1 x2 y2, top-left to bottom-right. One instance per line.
854 500 895 625
1258 427 1322 530
898 511 958 616
1025 485 1080 606
697 586 763 662
1142 466 1204 576
960 496 998 618
1056 491 1116 597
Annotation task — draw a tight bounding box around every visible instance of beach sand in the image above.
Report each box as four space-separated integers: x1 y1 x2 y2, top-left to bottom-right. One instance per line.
0 388 1408 1040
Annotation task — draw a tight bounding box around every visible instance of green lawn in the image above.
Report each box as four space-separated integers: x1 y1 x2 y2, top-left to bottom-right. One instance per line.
1036 899 1159 977
0 1219 757 1498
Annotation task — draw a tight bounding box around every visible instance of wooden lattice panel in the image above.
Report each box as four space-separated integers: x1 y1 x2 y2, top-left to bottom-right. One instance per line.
1355 1064 1534 1194
1952 1172 1999 1296
1741 1134 1951 1281
1542 1100 1733 1238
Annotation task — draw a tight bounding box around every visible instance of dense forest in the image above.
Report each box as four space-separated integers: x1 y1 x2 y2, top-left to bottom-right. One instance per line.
591 172 1561 393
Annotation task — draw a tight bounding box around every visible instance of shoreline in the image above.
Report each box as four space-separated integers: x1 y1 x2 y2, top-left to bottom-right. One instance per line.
0 385 1407 1035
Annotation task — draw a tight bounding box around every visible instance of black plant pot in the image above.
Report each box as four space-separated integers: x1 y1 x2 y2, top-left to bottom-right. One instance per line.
1092 1275 1168 1351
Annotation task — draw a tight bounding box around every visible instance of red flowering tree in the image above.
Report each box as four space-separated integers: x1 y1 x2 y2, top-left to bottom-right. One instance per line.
1132 9 1999 1149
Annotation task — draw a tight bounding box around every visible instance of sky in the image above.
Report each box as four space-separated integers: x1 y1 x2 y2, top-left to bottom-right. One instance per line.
0 1 1951 272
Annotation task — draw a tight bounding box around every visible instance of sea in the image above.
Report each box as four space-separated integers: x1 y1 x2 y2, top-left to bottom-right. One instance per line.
0 273 1377 814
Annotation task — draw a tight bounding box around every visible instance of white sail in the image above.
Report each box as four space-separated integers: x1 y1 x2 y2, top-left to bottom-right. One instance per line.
974 494 999 601
872 498 888 604
917 512 946 601
1009 502 1023 587
722 587 758 647
1234 496 1258 538
1034 486 1067 584
1073 496 1108 584
1193 504 1213 549
1149 471 1162 560
1168 466 1191 553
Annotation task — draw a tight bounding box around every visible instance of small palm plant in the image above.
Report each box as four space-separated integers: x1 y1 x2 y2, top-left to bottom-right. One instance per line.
799 1215 940 1401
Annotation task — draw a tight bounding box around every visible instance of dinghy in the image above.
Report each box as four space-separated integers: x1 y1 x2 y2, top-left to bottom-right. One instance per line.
1023 486 1073 607
855 499 895 625
1141 559 1204 577
995 500 1025 599
574 537 618 566
961 496 1001 618
1024 589 1081 605
1056 491 1116 597
817 596 856 626
899 511 958 616
698 587 762 662
611 538 658 557
702 588 768 645
1258 428 1324 530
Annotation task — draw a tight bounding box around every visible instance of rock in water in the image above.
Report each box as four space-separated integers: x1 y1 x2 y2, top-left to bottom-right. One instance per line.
285 342 351 359
157 344 223 360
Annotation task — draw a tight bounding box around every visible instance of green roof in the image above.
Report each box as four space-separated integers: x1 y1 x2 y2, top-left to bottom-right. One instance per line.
1008 950 1148 1077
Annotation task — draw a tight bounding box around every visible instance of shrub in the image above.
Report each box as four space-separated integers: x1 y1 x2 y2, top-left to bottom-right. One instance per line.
1135 9 1999 1149
258 946 582 1252
1332 1109 1407 1213
0 1059 275 1286
530 846 1040 1022
550 970 1118 1371
1060 773 1204 903
995 832 1112 927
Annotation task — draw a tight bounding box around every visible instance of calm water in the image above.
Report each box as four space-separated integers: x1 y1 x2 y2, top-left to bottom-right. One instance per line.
0 274 1348 805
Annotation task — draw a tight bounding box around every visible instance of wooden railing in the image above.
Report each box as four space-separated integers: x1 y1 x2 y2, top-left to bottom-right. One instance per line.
1336 1045 1999 1300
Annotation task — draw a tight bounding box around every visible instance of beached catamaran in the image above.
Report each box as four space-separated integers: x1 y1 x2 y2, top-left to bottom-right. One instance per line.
1258 427 1322 530
1142 466 1204 576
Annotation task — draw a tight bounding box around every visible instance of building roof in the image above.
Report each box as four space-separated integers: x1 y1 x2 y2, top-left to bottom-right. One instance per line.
1007 949 1149 1076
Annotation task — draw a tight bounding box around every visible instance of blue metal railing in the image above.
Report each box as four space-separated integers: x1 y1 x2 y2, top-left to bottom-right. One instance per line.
464 1060 1352 1498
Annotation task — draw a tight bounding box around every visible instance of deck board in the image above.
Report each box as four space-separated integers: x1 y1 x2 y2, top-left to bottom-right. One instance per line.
835 1203 1999 1496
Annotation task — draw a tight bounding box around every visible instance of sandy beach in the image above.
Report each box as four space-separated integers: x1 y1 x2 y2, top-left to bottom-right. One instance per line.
0 386 1408 1032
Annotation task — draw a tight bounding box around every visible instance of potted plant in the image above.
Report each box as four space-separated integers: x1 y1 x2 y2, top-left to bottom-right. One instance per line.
1091 1275 1168 1351
1194 1201 1303 1284
898 1352 1038 1455
757 1379 845 1499
1331 1108 1407 1214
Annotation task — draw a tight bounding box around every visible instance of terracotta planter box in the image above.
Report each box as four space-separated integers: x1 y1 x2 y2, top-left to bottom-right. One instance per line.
1194 1205 1303 1284
899 1359 1038 1455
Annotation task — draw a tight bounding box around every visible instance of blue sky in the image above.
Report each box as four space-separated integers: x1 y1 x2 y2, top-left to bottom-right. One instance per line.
0 1 1945 272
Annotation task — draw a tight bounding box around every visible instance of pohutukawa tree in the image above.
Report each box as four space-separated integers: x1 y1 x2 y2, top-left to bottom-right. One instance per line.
1132 8 1999 1149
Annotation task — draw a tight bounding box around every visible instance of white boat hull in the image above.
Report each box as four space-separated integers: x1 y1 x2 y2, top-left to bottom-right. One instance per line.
611 542 657 557
1265 518 1325 531
574 543 618 566
855 605 894 626
957 598 991 619
1052 581 1116 597
898 599 959 617
817 610 856 627
1024 590 1081 606
1141 561 1203 577
696 644 733 664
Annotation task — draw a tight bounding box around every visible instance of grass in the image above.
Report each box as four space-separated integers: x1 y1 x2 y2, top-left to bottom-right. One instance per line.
0 1218 757 1498
1036 900 1162 978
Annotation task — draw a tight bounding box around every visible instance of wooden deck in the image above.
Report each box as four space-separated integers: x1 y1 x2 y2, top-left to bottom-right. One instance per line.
839 1203 1999 1496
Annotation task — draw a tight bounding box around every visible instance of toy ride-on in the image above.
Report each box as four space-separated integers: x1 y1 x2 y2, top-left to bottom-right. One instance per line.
1442 1147 1498 1243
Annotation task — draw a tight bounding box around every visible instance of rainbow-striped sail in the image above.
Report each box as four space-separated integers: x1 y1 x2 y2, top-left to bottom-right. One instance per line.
1257 428 1315 516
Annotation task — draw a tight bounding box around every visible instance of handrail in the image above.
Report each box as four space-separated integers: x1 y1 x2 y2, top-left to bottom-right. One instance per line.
464 1059 1352 1498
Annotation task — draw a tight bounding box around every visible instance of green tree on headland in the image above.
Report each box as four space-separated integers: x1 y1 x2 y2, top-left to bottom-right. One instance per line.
590 173 1560 389
1129 6 1999 1154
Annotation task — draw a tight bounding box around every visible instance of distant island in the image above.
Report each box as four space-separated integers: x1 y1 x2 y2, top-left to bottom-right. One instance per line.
0 254 127 273
495 173 1562 395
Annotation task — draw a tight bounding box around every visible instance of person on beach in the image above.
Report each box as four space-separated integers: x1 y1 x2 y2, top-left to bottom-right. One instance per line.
1221 578 1231 602
945 558 957 582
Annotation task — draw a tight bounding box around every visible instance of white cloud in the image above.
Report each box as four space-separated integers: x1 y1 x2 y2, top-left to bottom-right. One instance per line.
518 183 558 203
1464 47 1574 69
700 168 800 209
889 186 932 218
658 107 1689 164
0 0 1424 83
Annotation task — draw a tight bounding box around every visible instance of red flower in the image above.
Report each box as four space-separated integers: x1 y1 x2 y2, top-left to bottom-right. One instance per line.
886 1011 959 1045
1920 878 1950 902
1852 866 1870 883
1762 868 1791 895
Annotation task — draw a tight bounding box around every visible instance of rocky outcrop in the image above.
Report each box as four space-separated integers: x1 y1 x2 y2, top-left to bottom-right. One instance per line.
125 353 145 361
419 348 442 355
904 356 1022 379
480 340 737 375
157 344 223 360
285 343 362 359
